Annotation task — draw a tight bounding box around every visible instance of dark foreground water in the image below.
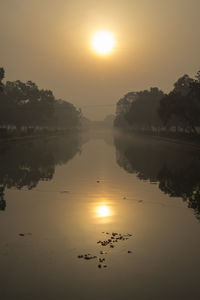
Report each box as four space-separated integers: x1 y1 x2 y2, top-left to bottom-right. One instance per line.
0 131 200 300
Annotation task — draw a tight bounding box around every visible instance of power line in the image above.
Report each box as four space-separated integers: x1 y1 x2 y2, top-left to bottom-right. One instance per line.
80 103 116 109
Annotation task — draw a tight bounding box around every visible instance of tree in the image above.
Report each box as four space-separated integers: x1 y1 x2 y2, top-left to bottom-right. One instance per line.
53 100 81 130
125 88 164 131
159 74 200 134
195 70 200 82
0 68 5 92
0 69 82 132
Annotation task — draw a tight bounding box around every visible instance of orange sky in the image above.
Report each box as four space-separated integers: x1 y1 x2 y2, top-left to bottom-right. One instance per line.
0 0 200 120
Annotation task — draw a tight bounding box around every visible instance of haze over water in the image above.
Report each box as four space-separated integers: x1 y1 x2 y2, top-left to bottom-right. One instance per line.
0 131 199 300
1 0 200 299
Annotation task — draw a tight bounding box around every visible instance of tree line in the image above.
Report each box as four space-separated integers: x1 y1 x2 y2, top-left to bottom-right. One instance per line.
0 68 81 137
114 70 200 137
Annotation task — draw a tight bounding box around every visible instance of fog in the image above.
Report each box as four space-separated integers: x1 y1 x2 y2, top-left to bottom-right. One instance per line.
1 0 200 119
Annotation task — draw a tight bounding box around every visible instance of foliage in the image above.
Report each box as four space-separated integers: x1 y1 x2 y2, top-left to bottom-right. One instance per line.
159 74 200 133
0 68 5 92
0 68 81 133
115 70 200 135
126 88 164 130
115 88 164 131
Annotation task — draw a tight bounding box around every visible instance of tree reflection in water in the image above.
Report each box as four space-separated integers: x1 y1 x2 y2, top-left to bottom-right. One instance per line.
0 135 81 210
114 133 200 220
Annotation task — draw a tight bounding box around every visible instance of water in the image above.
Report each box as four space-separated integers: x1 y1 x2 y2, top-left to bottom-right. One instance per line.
0 132 200 300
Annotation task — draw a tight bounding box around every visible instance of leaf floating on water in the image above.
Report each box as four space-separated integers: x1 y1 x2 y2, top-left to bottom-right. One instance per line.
18 233 32 237
100 251 107 255
77 231 133 269
112 232 118 236
99 258 105 262
60 191 70 194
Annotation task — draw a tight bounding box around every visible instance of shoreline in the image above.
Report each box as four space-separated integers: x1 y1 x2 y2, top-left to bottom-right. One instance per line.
114 129 200 150
0 130 82 146
151 134 200 149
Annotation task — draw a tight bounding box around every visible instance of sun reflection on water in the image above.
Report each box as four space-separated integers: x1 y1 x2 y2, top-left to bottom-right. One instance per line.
92 199 114 224
97 205 110 218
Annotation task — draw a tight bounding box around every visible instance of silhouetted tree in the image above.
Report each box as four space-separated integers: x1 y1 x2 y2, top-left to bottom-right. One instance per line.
126 88 164 131
0 68 5 92
159 74 200 134
114 88 164 132
114 92 137 129
115 70 200 138
0 68 82 134
195 70 200 82
53 100 81 130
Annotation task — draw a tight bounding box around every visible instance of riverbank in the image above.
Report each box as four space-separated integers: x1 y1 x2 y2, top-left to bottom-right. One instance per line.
0 130 82 146
114 129 200 150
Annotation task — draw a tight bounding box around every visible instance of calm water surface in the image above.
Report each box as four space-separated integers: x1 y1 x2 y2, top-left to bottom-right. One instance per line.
0 132 200 300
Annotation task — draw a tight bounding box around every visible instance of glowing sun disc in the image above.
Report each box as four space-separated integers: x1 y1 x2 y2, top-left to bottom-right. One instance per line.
92 31 115 55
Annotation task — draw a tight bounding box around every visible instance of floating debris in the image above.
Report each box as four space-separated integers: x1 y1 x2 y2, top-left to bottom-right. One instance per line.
124 233 132 237
77 254 97 260
100 241 110 246
18 232 33 237
112 232 118 237
77 231 133 270
99 258 105 263
60 191 70 194
84 254 97 260
100 251 107 255
96 181 100 183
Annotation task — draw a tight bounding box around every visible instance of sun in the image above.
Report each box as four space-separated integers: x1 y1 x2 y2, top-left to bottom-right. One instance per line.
91 30 115 55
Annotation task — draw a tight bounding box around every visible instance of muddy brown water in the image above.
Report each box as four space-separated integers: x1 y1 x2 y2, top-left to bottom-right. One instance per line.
0 131 199 300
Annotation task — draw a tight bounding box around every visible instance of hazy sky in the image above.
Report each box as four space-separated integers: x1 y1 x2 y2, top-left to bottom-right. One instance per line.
1 0 200 120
